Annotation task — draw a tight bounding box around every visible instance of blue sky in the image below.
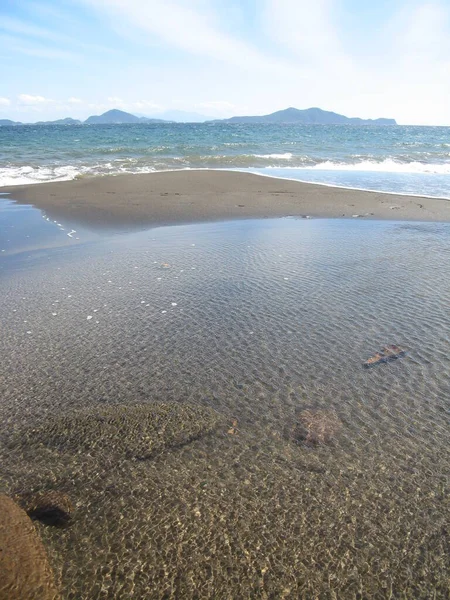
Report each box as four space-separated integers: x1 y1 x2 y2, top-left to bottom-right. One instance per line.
1 0 449 124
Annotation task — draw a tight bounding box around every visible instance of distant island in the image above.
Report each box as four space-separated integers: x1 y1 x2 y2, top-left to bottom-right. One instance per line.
214 107 397 126
0 107 397 126
0 109 171 127
84 109 168 125
36 117 82 125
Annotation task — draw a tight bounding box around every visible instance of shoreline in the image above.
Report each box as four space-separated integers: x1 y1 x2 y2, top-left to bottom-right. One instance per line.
2 169 450 231
244 168 450 201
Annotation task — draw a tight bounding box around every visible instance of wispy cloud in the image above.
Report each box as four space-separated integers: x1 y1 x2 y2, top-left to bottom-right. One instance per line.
355 1 450 123
80 0 295 75
263 0 347 66
0 15 115 56
385 2 450 73
260 0 450 123
0 32 81 61
0 97 11 106
0 15 64 42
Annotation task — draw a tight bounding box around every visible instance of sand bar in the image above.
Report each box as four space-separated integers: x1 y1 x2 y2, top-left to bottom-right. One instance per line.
2 170 450 231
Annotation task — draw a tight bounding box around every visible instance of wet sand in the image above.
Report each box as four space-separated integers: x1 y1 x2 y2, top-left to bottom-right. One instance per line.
2 170 450 231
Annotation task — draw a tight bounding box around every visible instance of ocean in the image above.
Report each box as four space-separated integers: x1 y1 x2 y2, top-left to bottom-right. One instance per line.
1 122 450 197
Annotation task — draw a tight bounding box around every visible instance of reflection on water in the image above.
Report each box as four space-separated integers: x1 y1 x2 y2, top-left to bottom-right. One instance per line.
0 196 96 262
1 208 449 598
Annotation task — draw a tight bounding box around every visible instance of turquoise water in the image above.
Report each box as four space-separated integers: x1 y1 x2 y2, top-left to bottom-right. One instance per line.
2 123 450 197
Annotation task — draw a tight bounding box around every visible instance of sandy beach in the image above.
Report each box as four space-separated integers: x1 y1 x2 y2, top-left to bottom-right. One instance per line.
3 170 450 230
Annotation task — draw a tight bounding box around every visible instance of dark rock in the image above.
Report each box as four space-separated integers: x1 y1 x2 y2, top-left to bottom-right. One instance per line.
15 491 73 527
0 494 60 600
363 344 406 368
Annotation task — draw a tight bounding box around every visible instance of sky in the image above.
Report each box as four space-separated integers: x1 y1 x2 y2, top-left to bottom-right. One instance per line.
1 0 450 125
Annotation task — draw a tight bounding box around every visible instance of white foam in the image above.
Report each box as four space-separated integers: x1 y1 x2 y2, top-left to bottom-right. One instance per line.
255 153 293 160
305 159 450 175
0 165 83 186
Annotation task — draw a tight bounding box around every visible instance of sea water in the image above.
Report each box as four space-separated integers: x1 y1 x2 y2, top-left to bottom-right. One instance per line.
1 122 450 197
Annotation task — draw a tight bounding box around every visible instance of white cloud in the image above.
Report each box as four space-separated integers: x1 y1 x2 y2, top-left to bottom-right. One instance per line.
107 96 124 104
18 94 52 105
68 97 82 104
0 97 11 106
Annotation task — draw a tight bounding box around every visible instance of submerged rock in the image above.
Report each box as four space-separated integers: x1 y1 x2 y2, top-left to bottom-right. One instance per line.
11 403 221 460
363 344 406 368
0 494 60 600
292 409 342 445
15 491 73 527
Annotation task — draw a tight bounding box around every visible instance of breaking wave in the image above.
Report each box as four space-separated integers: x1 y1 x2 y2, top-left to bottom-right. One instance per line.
1 156 450 190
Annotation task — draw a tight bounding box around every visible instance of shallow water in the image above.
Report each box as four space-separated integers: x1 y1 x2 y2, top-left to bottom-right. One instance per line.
0 195 97 261
0 202 449 598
